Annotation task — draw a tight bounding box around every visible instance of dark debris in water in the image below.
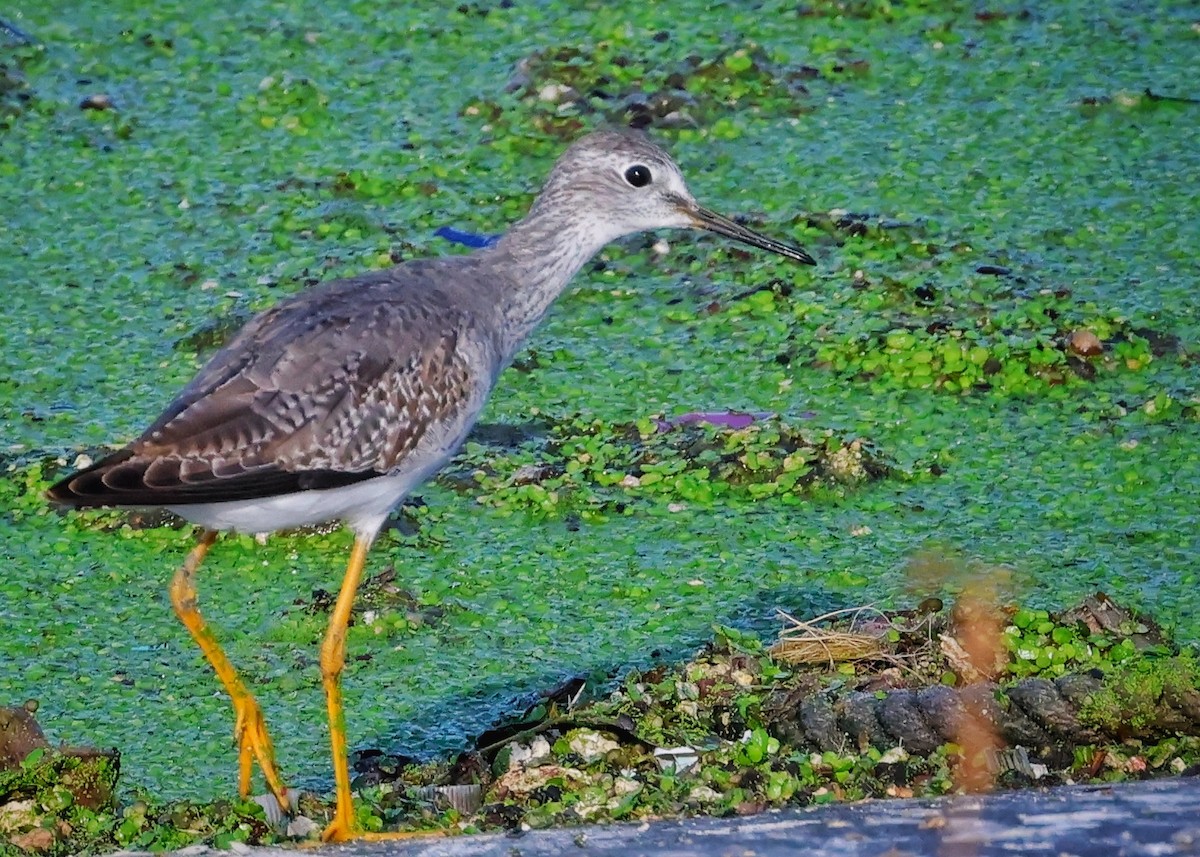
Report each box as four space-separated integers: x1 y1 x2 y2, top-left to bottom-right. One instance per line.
468 39 831 138
173 306 255 354
293 564 461 634
799 210 925 240
0 37 42 127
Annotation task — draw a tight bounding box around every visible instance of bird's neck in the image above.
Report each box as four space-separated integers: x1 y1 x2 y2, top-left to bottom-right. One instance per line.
484 205 618 364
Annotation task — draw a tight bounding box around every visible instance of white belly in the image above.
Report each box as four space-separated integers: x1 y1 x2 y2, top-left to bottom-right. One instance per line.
168 470 424 539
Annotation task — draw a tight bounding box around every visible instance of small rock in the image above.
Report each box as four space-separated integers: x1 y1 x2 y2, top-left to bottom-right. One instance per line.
494 764 584 800
528 735 552 762
9 826 55 852
730 669 755 687
879 746 910 764
506 734 553 771
567 729 620 762
614 772 643 792
507 741 532 769
578 777 642 819
537 83 575 103
0 799 38 835
286 815 320 838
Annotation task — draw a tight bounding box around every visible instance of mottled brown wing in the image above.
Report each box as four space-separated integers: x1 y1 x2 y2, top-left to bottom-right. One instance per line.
48 274 481 508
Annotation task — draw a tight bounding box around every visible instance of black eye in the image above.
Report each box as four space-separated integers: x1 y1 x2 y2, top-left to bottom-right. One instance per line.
624 164 652 188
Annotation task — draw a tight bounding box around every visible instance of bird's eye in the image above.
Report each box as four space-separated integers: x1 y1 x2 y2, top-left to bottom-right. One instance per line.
624 164 652 188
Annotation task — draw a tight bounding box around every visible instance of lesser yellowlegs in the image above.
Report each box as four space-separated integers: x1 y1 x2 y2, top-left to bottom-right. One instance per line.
47 128 815 841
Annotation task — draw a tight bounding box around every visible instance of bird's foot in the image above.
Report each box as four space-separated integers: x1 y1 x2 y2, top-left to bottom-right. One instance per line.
231 693 292 813
321 824 441 843
320 802 443 843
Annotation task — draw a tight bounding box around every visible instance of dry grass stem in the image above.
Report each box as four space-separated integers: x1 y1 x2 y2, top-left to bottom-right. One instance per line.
769 605 890 666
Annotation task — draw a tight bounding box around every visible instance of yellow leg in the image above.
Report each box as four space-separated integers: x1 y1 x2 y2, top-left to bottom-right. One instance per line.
319 536 438 843
169 530 291 812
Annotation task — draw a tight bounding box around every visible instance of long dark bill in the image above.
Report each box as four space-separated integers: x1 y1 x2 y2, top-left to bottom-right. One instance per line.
691 205 815 265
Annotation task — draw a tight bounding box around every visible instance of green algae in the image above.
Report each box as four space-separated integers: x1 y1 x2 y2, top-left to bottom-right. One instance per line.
0 0 1197 838
1081 653 1200 736
452 413 898 517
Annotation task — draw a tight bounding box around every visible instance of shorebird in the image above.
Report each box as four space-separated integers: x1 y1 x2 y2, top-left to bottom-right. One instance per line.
46 128 815 841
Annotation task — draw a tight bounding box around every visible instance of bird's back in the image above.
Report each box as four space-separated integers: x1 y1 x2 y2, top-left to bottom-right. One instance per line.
48 257 505 513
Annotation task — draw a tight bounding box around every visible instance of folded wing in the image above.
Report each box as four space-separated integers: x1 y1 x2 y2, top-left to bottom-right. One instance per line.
48 274 482 508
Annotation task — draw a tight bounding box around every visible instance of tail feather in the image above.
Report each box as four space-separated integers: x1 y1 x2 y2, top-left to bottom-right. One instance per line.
46 450 377 508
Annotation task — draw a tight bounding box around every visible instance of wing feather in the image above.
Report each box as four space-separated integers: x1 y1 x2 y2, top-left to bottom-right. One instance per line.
48 266 492 509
